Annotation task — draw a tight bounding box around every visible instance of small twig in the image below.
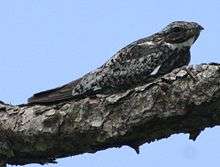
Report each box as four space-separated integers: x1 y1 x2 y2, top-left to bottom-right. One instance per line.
185 68 198 82
185 68 212 98
0 161 6 167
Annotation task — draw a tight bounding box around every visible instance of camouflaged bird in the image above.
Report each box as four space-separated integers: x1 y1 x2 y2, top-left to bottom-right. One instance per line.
28 21 203 104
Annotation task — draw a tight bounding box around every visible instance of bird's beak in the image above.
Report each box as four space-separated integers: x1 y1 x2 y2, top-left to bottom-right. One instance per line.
198 25 204 31
191 25 203 44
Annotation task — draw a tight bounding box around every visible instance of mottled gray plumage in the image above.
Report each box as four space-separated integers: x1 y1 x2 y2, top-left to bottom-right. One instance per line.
28 21 203 104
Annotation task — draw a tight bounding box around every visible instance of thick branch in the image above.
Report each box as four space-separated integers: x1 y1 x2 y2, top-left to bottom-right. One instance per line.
0 64 220 165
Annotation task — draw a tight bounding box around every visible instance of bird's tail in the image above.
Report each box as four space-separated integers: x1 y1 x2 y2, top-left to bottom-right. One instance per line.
28 78 81 104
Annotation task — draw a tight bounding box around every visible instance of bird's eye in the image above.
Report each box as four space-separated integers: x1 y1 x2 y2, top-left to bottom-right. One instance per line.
172 27 182 32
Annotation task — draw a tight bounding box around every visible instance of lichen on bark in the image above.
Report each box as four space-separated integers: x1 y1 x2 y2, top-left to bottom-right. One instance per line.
0 64 219 166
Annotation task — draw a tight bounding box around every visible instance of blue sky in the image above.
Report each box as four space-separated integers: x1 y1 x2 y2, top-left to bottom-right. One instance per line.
1 0 219 167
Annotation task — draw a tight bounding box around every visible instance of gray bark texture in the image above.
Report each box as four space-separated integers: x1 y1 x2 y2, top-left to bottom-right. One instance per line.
0 64 220 166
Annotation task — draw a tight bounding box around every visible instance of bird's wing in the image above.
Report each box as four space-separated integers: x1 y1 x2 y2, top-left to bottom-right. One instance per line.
27 78 82 104
72 41 169 96
28 38 167 104
103 40 165 76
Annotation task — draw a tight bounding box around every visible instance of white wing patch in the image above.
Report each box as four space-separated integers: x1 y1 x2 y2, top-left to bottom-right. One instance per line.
138 41 155 46
150 65 161 75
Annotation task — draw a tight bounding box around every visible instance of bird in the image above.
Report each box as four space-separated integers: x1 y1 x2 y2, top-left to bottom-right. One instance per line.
28 21 203 104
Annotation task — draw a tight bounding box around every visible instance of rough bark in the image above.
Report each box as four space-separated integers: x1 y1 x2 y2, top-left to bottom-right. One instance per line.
0 64 219 166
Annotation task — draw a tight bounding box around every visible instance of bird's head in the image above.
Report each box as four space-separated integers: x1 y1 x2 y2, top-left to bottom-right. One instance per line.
158 21 204 49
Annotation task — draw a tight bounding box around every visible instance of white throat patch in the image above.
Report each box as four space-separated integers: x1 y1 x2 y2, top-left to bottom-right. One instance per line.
165 37 195 50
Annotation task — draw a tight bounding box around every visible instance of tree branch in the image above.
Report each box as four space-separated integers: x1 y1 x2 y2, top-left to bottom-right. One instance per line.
0 64 219 165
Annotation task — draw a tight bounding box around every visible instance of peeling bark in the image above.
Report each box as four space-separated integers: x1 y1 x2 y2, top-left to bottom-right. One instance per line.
0 64 219 165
